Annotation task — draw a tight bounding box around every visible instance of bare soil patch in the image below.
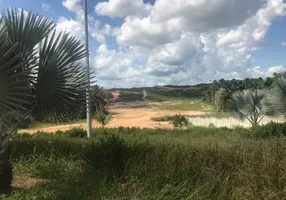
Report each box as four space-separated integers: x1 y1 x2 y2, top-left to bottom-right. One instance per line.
19 106 204 134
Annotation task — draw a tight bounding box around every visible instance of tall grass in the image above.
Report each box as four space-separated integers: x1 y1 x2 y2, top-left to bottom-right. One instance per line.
4 127 286 199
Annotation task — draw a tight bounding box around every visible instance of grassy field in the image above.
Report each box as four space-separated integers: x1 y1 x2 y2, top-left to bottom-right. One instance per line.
118 91 143 102
4 126 286 199
152 98 214 111
19 119 86 130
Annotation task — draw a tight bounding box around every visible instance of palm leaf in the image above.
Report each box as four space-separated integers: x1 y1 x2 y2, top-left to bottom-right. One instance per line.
264 76 286 118
227 89 266 126
32 30 89 122
2 9 55 54
0 24 36 123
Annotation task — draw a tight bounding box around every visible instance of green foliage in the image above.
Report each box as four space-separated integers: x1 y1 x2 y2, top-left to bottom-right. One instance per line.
0 9 90 191
0 9 89 125
215 87 230 112
264 76 286 118
118 91 143 102
94 112 112 128
153 98 209 111
145 92 168 102
65 128 87 138
18 117 36 129
202 76 284 109
147 87 204 98
208 123 215 128
151 115 176 122
6 127 286 199
227 89 266 126
171 114 189 129
252 122 286 137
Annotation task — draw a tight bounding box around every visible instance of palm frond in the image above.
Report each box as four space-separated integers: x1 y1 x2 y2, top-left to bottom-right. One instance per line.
32 30 89 122
264 76 286 118
227 89 266 126
0 28 36 123
2 9 55 54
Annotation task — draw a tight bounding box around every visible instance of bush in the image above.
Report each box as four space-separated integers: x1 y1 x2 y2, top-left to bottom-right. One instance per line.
172 114 189 129
252 122 286 137
151 115 176 122
66 128 87 138
208 123 215 128
94 112 112 128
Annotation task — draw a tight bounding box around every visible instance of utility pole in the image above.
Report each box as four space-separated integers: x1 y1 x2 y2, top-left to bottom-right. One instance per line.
84 0 92 138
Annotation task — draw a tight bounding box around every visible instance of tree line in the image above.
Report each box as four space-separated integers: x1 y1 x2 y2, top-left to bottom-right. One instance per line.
202 73 284 112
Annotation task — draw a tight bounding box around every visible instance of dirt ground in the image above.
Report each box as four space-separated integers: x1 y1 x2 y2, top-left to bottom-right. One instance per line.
18 90 205 134
19 107 204 134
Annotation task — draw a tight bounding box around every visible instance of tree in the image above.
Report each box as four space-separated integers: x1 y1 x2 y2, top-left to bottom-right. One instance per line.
264 76 286 118
227 89 266 126
0 9 89 192
94 111 112 128
172 114 189 129
215 88 230 112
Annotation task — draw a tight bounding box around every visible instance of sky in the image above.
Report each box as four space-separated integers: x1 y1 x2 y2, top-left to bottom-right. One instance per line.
1 0 286 88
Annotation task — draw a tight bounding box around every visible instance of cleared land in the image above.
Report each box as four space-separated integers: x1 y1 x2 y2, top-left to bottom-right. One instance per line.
19 88 284 133
19 109 204 133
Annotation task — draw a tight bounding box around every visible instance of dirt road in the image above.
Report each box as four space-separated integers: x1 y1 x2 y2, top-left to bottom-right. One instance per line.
19 108 204 134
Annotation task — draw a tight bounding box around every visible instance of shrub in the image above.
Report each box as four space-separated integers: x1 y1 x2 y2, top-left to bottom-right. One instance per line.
151 115 176 122
252 122 286 137
66 128 87 138
208 123 215 128
172 114 189 129
94 112 112 128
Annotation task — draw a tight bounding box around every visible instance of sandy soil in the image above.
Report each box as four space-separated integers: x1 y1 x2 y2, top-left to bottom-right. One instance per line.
19 108 204 134
19 90 205 134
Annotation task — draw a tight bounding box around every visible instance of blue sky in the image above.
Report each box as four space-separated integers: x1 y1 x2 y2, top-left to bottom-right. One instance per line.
1 0 286 88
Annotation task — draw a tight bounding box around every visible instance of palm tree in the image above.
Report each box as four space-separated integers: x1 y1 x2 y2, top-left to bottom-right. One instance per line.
0 9 89 192
264 75 286 118
227 89 266 126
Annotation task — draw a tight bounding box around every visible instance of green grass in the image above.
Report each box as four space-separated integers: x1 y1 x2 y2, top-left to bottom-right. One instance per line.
147 87 204 98
4 126 286 199
152 98 214 111
19 119 86 130
146 92 169 102
151 115 176 122
118 91 143 102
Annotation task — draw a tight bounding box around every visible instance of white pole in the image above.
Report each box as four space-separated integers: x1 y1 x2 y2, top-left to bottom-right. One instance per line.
84 0 92 138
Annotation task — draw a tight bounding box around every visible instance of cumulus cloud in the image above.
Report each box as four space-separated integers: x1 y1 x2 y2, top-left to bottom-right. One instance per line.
59 0 113 43
116 16 181 47
151 0 265 32
95 0 152 18
62 0 81 13
247 65 286 78
82 0 286 87
266 65 286 76
56 17 84 39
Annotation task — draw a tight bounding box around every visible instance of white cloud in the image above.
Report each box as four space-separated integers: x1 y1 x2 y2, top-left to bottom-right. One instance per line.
90 0 286 87
62 0 81 13
266 65 286 76
281 42 286 46
247 65 286 78
150 0 265 32
60 0 113 44
116 16 181 47
95 0 152 18
42 3 52 12
56 17 84 40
